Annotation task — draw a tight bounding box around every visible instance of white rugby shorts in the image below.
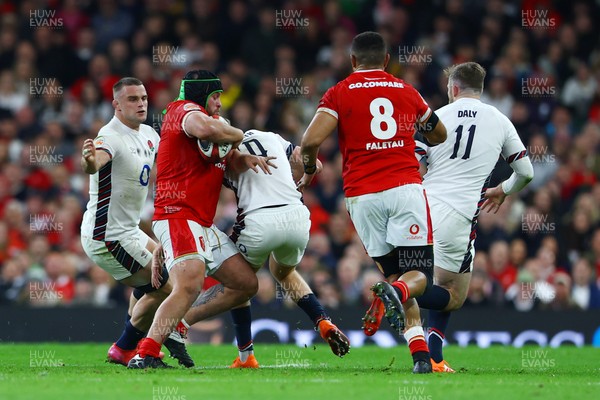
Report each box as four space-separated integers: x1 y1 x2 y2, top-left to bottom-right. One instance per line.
345 184 433 257
81 228 152 281
231 204 310 268
429 197 475 273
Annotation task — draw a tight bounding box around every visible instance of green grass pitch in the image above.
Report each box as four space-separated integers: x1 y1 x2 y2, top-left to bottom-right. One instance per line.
0 343 598 399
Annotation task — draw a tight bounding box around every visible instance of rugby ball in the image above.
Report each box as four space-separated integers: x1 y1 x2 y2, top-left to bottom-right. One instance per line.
198 140 233 163
197 115 233 163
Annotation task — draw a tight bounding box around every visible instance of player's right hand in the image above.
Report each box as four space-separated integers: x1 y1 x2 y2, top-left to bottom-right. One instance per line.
82 139 96 163
481 184 507 214
296 172 315 192
244 154 277 174
151 244 165 289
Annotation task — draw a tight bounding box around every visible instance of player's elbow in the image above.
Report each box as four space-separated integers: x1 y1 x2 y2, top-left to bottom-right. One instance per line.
520 158 534 183
430 122 447 144
301 134 320 152
522 170 534 184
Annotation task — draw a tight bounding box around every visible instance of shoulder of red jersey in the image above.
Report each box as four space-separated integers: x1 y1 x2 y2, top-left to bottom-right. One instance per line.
167 100 207 115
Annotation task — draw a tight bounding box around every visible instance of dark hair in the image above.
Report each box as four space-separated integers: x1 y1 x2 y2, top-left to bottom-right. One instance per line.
351 31 387 67
112 77 143 95
444 62 487 93
179 70 223 108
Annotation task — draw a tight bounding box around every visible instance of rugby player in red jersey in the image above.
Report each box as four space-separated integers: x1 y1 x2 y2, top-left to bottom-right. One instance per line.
128 70 272 369
81 77 191 367
298 32 447 373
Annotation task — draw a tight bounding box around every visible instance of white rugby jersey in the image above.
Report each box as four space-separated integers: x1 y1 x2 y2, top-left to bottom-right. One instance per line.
81 116 160 241
416 98 527 220
225 130 302 215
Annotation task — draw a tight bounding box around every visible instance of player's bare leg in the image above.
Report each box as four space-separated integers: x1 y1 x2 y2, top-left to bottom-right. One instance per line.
434 267 471 311
123 238 174 328
269 256 349 357
177 255 257 368
123 272 194 367
127 292 137 318
120 268 170 331
128 259 205 369
183 254 258 324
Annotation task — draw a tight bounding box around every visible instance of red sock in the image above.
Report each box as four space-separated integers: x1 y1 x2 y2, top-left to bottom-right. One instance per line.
392 280 410 303
137 337 162 358
408 337 429 355
176 320 189 337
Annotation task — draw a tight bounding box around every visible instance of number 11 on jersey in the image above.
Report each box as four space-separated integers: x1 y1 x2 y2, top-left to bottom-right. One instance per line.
450 124 476 160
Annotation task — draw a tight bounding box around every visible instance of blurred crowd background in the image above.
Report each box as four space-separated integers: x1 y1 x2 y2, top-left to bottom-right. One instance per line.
1 0 600 320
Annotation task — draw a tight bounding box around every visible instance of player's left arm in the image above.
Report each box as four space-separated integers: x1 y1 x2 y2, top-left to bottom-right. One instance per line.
413 89 447 145
482 120 534 214
297 111 337 191
415 110 447 146
290 145 323 183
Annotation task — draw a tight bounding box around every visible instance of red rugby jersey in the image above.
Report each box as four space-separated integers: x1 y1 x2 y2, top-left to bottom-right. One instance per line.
318 69 431 197
153 100 226 226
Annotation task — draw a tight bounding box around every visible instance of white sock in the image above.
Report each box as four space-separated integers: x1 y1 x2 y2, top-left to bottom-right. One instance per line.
239 349 253 363
404 326 426 345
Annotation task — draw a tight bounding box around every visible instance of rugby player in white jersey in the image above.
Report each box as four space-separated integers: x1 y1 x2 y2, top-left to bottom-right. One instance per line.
182 129 350 367
80 77 193 368
362 62 534 372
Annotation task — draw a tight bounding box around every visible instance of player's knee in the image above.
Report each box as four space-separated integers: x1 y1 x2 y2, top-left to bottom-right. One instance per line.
445 290 467 311
176 278 203 298
172 271 203 297
242 274 259 298
227 270 258 297
397 245 434 289
270 265 294 281
132 267 170 297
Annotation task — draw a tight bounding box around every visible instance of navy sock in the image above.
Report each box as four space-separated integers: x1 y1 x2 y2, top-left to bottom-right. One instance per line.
428 310 451 363
416 285 451 310
296 293 328 327
125 313 131 323
231 306 253 352
115 320 145 350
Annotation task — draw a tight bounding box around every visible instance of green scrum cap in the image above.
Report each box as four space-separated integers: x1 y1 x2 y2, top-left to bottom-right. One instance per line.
177 70 223 109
